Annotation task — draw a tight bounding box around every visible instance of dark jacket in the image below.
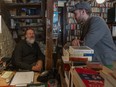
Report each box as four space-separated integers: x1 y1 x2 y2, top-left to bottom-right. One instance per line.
12 40 45 70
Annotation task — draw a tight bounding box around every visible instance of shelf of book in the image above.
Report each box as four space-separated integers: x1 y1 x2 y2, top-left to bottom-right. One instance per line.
7 2 41 8
63 0 115 44
90 1 113 22
7 0 46 42
11 15 42 19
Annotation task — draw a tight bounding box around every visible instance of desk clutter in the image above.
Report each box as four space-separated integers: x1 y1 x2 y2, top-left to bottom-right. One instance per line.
1 71 14 83
0 68 60 87
0 57 12 71
37 68 60 86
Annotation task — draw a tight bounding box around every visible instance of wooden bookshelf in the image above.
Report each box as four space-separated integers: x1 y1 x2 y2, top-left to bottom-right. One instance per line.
63 2 80 44
7 2 41 8
10 24 44 29
11 15 42 19
19 24 44 28
63 1 115 44
7 0 46 42
90 1 113 22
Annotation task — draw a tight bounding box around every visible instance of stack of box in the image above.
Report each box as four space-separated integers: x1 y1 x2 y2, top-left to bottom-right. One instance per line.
69 46 94 62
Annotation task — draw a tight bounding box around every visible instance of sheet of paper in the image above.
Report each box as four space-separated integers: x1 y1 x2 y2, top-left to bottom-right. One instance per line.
10 71 34 86
1 71 13 79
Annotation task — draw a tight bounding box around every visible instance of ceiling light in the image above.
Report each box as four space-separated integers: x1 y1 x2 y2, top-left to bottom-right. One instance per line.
96 0 105 4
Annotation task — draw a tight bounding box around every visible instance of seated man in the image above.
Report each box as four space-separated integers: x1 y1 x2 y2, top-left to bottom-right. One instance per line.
12 28 45 71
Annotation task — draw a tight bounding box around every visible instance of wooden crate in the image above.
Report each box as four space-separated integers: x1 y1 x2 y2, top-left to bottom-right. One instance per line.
70 66 116 87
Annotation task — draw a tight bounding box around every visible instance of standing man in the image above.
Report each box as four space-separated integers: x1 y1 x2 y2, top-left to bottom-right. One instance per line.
12 28 45 71
71 2 116 68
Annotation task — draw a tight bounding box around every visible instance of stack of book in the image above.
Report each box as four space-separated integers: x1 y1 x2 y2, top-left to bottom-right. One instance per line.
72 68 104 87
62 48 69 61
69 46 94 62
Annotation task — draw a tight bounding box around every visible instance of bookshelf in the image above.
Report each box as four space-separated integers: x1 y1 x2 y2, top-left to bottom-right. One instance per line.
7 0 46 42
107 2 116 40
63 1 115 44
63 1 80 44
90 1 113 22
7 3 41 8
11 15 42 19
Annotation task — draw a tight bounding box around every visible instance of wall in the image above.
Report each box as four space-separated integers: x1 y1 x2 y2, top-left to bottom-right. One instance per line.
0 15 15 59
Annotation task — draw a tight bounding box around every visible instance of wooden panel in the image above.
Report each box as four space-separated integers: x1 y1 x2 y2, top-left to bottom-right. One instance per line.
45 0 54 70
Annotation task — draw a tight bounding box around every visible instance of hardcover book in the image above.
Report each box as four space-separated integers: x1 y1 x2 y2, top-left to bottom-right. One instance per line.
74 68 104 87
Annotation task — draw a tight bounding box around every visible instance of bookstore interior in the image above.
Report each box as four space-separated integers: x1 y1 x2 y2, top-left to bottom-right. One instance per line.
0 0 116 87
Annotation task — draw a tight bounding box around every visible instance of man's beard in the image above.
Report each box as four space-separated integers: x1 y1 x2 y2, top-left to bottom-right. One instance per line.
77 15 85 24
26 38 35 44
77 18 84 24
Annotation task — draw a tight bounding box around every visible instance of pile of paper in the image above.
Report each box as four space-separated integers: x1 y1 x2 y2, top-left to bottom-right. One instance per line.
10 71 34 86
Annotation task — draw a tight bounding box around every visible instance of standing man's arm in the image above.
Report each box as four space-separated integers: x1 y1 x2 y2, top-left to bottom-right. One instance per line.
72 38 81 46
84 17 107 48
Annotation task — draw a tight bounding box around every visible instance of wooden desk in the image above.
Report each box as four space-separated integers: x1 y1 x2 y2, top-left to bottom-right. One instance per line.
0 72 40 86
0 76 8 86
